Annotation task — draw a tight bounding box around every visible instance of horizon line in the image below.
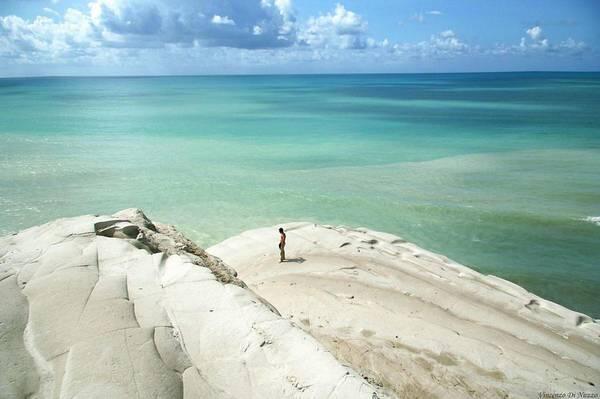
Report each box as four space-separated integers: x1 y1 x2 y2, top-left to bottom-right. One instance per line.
1 69 599 80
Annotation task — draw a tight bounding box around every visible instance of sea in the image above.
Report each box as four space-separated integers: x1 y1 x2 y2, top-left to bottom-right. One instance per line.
1 72 599 317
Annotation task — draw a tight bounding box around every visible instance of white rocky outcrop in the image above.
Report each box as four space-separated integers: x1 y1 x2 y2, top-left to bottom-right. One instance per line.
0 210 386 399
208 222 600 399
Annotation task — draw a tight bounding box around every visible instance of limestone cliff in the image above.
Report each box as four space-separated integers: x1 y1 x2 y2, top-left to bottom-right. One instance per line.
0 209 385 399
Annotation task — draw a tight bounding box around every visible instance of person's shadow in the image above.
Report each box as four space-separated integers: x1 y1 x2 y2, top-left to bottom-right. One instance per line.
283 257 306 263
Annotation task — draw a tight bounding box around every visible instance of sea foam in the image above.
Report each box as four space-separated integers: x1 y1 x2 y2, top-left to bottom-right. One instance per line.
582 216 600 226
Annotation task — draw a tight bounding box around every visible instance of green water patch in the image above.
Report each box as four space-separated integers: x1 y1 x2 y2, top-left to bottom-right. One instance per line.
1 73 600 317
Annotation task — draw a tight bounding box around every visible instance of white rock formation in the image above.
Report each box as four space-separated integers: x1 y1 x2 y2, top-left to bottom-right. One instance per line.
0 210 385 399
208 222 600 399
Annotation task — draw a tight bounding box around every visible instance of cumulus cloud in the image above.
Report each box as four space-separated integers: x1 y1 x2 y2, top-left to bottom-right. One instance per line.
0 2 592 73
393 30 469 58
491 25 587 56
90 1 162 37
94 0 297 48
211 15 236 26
522 25 550 50
0 0 297 58
0 9 100 61
555 37 586 53
298 3 371 49
526 25 542 41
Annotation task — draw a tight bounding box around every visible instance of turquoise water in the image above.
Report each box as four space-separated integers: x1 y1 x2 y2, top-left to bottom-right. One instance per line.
1 72 599 317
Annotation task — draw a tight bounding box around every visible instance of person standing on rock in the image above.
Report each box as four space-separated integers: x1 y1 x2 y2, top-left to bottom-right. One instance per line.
278 227 286 262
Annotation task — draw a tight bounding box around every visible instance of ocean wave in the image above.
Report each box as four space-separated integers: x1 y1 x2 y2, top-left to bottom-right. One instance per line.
582 216 600 226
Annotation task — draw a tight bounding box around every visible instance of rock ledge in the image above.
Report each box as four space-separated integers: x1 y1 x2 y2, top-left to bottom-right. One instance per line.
0 210 385 399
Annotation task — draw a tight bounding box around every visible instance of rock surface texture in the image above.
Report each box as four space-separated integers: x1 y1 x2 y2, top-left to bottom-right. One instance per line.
0 210 385 399
208 222 600 399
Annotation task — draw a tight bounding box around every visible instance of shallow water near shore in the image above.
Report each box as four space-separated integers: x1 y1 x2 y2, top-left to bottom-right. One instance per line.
1 72 599 316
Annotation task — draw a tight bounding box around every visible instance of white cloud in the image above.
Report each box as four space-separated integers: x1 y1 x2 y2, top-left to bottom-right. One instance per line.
211 15 235 26
0 0 300 68
0 2 592 73
261 0 292 16
0 9 100 62
520 26 548 50
426 30 468 54
556 37 586 53
526 25 542 41
491 25 587 56
298 3 371 49
27 0 296 51
393 30 469 58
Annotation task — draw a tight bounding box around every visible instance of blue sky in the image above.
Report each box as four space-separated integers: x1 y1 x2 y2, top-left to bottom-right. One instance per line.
0 0 598 76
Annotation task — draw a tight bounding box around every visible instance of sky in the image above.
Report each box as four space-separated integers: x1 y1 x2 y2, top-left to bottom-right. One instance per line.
0 0 599 76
